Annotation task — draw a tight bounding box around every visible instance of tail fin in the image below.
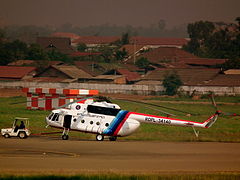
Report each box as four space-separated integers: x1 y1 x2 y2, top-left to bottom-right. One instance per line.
203 111 221 128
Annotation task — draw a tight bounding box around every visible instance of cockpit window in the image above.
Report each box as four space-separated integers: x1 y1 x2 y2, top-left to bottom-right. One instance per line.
52 113 59 121
48 113 54 120
87 105 120 116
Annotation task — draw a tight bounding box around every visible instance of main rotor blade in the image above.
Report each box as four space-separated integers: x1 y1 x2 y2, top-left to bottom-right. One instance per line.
114 98 199 116
58 96 94 108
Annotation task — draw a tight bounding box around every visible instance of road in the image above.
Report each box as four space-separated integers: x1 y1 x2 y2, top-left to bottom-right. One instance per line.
0 137 240 175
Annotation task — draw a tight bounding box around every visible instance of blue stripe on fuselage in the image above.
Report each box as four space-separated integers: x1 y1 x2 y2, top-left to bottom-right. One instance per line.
103 110 129 135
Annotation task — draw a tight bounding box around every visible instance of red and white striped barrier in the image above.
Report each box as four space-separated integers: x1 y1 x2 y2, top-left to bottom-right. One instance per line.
22 88 99 110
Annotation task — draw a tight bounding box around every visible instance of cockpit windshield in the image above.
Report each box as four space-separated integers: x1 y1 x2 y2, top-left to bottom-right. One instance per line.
48 113 54 120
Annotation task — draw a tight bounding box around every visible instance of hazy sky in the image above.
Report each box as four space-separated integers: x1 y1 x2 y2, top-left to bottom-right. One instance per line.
0 0 239 28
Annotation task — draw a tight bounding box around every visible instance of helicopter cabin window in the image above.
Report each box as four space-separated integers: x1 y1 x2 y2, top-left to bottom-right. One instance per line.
87 105 120 116
52 113 59 121
48 113 54 120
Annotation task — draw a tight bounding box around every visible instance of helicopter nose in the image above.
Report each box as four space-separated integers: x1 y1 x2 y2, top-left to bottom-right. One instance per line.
45 117 50 125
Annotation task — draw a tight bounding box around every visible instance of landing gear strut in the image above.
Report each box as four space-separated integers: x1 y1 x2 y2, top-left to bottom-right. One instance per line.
62 128 69 140
109 136 117 141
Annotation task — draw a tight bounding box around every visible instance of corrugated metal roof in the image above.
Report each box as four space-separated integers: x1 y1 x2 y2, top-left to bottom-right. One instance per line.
126 47 197 64
74 61 106 76
37 37 75 54
116 68 140 81
51 32 80 40
206 74 240 86
71 52 102 57
179 58 227 66
224 69 240 75
0 66 36 79
142 68 220 86
129 37 188 46
52 65 92 79
73 36 120 44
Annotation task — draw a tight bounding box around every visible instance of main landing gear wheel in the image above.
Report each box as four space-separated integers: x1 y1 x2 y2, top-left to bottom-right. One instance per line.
62 134 69 140
18 132 27 139
96 134 104 141
109 136 117 141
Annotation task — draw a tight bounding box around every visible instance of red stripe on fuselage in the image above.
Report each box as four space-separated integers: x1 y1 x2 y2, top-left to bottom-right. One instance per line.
113 112 132 136
128 112 207 125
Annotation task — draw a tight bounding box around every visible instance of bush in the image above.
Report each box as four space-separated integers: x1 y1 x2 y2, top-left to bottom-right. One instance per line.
162 72 183 96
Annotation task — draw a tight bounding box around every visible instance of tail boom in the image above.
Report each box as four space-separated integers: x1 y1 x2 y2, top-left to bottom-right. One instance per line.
127 111 220 128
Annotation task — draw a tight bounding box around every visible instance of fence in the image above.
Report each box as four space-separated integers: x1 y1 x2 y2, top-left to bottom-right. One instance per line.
0 81 240 96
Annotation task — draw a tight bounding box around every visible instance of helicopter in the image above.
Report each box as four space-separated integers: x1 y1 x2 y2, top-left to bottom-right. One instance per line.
45 96 221 141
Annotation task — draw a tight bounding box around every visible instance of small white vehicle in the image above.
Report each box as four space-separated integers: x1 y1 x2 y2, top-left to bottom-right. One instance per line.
1 117 31 139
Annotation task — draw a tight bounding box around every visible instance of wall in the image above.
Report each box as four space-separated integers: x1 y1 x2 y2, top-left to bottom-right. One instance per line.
0 81 240 96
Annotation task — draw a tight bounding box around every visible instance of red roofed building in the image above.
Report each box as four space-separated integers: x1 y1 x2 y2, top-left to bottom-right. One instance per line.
72 36 120 47
70 52 102 57
205 74 240 86
0 66 36 81
74 61 106 76
104 68 141 83
130 37 189 48
178 58 227 67
37 37 76 54
126 47 197 64
51 32 80 42
137 68 220 86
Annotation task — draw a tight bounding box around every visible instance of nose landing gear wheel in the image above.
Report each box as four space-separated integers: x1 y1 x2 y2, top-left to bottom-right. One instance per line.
62 134 69 140
96 134 104 141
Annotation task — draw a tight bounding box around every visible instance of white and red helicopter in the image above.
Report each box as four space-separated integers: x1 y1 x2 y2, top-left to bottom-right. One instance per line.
45 96 220 141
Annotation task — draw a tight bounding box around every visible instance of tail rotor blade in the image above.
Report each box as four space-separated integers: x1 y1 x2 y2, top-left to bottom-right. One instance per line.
209 94 218 111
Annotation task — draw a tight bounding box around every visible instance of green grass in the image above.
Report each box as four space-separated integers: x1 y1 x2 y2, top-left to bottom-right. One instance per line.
0 96 240 142
1 173 240 180
145 95 240 103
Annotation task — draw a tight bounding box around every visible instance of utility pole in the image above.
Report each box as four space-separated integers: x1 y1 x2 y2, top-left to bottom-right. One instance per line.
133 37 136 64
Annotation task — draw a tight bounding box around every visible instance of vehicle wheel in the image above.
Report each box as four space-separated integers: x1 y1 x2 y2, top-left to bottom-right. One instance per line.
18 132 26 139
62 134 69 140
109 136 117 141
96 134 104 141
4 134 10 138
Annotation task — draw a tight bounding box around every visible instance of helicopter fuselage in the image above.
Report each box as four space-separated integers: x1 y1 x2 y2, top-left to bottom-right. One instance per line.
45 100 140 137
46 99 219 140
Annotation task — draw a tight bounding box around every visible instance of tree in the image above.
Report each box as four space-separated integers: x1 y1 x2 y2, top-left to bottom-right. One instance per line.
235 17 240 29
162 72 183 96
0 29 5 42
121 32 129 45
27 43 48 60
184 18 240 59
98 45 115 63
136 57 150 73
221 58 240 70
114 48 128 61
77 43 87 52
0 40 28 65
47 49 72 63
184 21 215 56
158 19 166 31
